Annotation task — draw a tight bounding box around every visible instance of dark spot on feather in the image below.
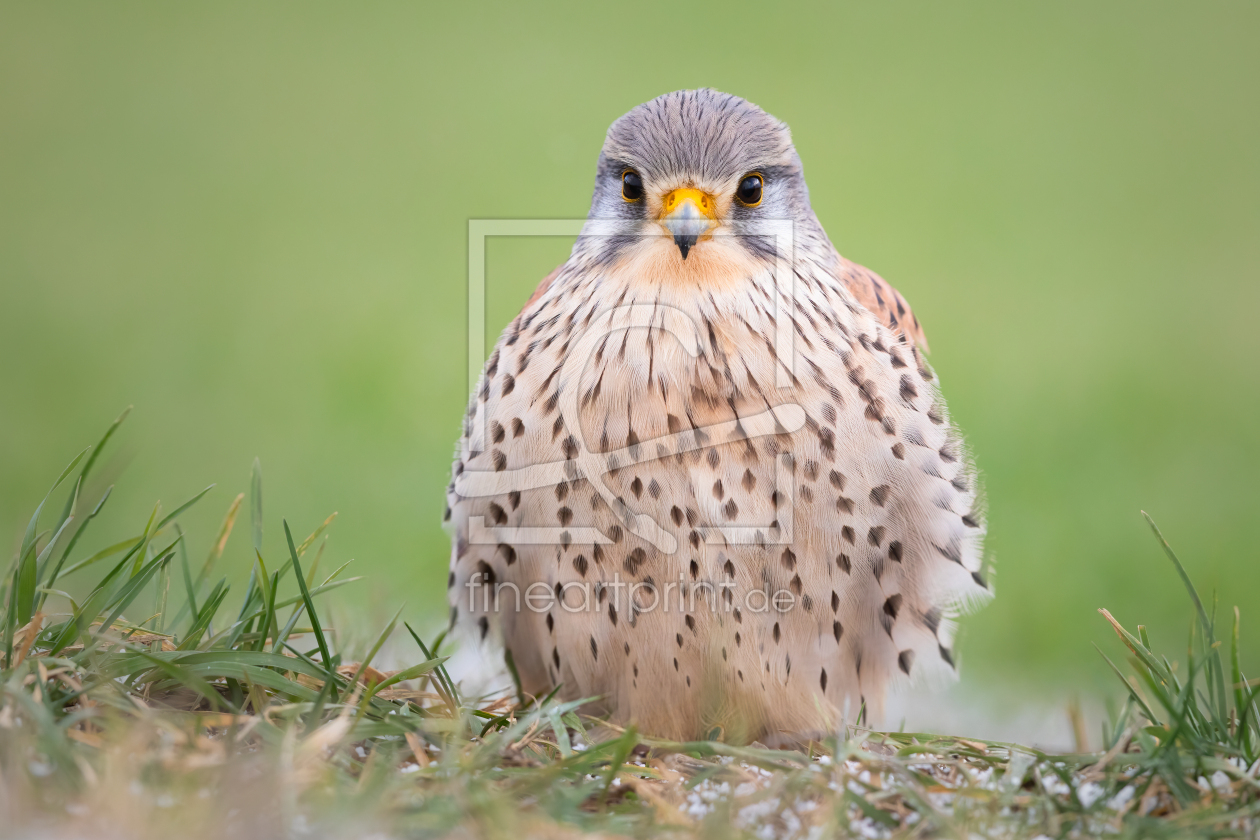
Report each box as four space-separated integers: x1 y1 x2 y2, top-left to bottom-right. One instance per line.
474 560 496 587
899 375 918 401
623 547 647 575
884 594 902 622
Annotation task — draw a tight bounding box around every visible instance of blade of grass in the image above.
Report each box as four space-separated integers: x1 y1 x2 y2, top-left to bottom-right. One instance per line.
1144 511 1227 723
96 551 175 643
347 606 404 690
55 406 130 529
272 603 307 654
404 622 457 714
285 521 335 701
38 485 114 609
179 524 198 619
49 533 151 655
155 484 215 532
296 513 337 559
130 503 164 577
251 458 263 553
23 514 76 623
179 580 229 649
198 493 243 589
22 448 89 566
260 570 279 652
54 533 137 581
7 449 89 658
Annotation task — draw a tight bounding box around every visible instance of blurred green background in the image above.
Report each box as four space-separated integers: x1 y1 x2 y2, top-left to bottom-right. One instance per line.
2 2 1257 704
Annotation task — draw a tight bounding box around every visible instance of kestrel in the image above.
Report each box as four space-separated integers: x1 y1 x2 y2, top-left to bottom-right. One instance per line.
446 90 989 744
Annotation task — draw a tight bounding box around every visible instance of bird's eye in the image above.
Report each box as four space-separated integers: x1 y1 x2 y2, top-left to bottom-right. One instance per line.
622 170 644 202
735 173 763 207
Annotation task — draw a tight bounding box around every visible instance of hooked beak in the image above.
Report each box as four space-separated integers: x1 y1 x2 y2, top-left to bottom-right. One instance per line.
659 188 718 259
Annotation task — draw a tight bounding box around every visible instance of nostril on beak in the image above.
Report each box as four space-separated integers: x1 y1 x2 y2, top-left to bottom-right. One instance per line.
662 195 714 260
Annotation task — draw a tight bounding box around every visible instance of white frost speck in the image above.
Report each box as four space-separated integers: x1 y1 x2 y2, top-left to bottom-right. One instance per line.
1078 781 1105 808
1107 785 1135 811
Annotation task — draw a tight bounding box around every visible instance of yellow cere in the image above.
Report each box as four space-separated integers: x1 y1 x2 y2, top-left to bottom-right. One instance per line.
660 187 718 220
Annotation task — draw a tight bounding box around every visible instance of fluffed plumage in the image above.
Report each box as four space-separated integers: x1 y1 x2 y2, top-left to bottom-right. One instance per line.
445 89 989 744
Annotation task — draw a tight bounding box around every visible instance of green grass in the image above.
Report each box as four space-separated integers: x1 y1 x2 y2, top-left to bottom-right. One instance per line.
3 422 1260 838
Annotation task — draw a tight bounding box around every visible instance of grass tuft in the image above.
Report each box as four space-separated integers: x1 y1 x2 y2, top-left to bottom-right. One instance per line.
1 416 1258 838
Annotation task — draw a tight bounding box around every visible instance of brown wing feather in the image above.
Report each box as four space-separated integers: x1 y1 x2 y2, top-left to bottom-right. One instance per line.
836 257 929 352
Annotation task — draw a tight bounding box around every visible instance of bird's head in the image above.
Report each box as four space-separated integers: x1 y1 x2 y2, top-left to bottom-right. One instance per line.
582 90 817 281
